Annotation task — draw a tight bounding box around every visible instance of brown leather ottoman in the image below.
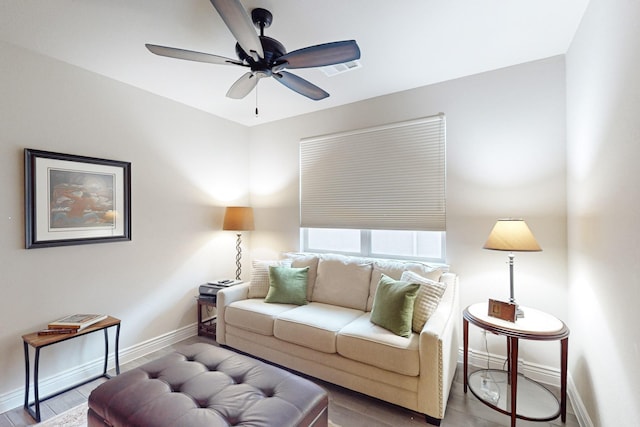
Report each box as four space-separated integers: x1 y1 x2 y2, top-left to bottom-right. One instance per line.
88 343 328 427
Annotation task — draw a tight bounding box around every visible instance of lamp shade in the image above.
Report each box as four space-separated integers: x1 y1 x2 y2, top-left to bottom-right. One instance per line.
222 207 254 231
483 219 542 252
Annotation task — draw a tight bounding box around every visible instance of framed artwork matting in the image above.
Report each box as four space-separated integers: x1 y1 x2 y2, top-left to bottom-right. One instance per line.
24 149 131 249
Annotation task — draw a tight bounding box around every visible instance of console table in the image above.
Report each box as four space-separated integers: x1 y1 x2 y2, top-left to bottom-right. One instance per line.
463 303 569 427
22 316 121 422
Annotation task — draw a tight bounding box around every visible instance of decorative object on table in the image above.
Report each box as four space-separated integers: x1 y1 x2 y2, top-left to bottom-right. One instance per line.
483 218 541 318
37 328 77 336
222 206 254 280
48 314 108 331
207 279 242 287
199 281 243 299
24 149 131 249
487 298 517 322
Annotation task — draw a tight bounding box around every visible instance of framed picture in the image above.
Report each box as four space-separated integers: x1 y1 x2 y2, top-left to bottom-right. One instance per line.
25 149 131 249
487 298 517 322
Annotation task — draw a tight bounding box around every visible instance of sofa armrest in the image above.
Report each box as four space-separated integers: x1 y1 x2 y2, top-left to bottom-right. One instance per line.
417 273 460 420
215 282 250 345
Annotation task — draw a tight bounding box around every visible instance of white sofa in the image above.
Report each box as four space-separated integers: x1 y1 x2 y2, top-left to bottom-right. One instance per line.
216 253 459 425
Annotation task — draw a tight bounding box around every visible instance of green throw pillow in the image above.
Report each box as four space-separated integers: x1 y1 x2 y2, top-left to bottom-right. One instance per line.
264 266 310 305
370 274 420 337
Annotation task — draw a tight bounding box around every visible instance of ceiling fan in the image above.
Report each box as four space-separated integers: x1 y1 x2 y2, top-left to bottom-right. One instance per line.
145 0 361 101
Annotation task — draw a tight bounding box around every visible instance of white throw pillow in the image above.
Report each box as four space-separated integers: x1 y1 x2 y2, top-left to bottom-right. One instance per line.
248 259 292 298
367 260 443 311
312 254 373 311
400 270 447 332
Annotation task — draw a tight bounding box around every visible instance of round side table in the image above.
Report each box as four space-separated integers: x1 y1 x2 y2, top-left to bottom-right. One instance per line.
463 303 569 427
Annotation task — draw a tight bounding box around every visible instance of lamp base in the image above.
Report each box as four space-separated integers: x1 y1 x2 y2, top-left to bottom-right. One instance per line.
510 300 525 319
234 233 242 281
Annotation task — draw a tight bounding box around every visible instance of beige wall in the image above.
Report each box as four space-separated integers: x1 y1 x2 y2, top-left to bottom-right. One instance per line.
248 56 568 371
566 0 640 424
7 15 631 421
0 41 250 409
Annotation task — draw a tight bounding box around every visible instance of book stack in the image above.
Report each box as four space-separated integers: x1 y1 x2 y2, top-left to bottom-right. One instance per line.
38 314 107 336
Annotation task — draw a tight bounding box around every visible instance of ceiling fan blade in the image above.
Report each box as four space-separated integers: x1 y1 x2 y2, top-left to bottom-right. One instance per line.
210 0 264 60
274 40 360 71
145 44 244 66
274 71 329 101
226 72 260 99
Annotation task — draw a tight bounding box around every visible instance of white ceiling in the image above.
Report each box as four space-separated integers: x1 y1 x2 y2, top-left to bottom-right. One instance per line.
0 0 589 127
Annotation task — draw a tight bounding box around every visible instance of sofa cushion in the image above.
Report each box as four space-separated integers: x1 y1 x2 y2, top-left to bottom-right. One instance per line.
264 266 309 305
225 299 296 336
337 313 420 376
273 303 364 353
283 253 319 301
311 254 373 311
401 270 448 332
248 259 292 298
367 260 443 311
370 275 420 337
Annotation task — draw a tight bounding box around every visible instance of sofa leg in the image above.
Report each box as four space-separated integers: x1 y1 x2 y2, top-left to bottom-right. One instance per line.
424 414 441 426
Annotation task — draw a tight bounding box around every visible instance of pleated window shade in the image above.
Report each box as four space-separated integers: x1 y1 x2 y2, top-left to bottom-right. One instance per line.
300 114 446 231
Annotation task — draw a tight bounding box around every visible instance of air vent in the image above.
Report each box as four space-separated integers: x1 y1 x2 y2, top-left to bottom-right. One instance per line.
320 60 362 77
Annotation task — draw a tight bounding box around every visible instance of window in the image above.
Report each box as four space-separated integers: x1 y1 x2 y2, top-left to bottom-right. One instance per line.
300 114 446 262
301 228 445 262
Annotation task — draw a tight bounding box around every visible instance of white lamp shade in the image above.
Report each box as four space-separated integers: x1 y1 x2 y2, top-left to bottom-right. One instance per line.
483 219 542 252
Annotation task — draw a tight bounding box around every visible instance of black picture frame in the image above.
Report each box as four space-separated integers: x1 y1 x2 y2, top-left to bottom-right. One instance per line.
25 149 131 249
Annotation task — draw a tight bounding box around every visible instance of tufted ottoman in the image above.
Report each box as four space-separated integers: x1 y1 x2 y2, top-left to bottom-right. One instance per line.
87 343 328 427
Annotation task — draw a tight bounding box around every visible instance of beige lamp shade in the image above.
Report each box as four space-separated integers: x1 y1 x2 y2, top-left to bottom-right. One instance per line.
483 219 542 252
222 207 254 231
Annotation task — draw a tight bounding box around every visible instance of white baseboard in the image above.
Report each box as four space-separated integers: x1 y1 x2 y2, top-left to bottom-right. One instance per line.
459 347 593 427
567 375 595 427
0 323 197 414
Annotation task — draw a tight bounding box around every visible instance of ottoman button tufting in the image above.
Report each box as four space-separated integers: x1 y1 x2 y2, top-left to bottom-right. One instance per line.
88 343 328 427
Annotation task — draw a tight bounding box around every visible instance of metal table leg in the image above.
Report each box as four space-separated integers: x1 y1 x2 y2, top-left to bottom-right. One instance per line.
115 323 121 375
23 345 43 422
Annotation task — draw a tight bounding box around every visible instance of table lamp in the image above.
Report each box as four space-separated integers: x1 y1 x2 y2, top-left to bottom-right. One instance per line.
222 206 254 280
483 218 541 318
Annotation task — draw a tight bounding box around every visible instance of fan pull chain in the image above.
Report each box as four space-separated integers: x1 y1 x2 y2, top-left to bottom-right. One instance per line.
255 85 259 117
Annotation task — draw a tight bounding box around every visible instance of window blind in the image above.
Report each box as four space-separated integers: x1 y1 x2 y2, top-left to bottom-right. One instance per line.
300 114 446 231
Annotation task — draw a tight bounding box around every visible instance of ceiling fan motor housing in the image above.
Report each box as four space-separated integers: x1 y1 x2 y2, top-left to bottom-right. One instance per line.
235 36 286 72
236 8 285 73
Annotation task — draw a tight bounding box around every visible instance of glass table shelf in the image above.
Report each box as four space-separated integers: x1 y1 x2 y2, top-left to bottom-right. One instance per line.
468 369 560 421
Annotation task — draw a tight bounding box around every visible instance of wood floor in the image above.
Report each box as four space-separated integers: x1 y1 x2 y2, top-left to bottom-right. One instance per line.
0 335 581 427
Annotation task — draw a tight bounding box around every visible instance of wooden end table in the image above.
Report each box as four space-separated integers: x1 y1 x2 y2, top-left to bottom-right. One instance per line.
463 303 569 427
197 296 217 339
22 316 121 422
